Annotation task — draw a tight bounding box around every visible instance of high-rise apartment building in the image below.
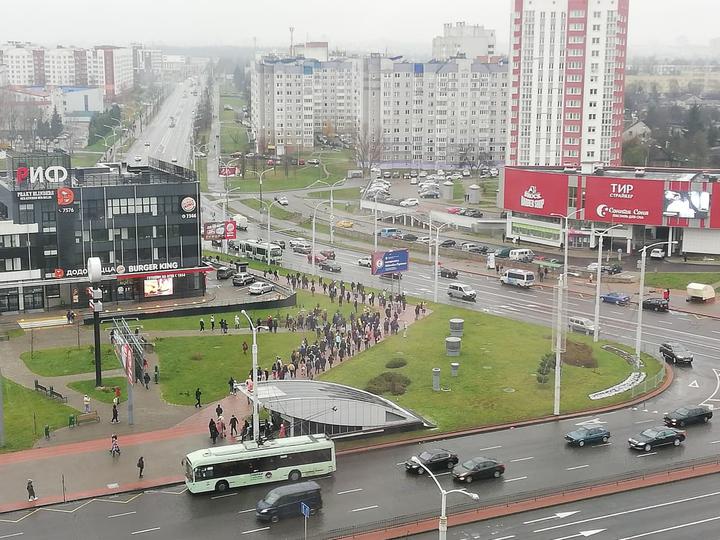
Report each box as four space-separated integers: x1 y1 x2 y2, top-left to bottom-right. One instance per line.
506 0 629 167
432 22 496 60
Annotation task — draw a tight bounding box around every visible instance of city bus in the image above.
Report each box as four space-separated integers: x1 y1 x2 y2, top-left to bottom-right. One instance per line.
234 239 283 264
183 434 336 494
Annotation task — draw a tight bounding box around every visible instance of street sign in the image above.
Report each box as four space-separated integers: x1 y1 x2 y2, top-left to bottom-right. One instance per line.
371 249 409 275
300 502 310 518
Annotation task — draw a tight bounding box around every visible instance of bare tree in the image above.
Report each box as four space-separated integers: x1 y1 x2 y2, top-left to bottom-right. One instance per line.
457 142 492 174
353 127 385 177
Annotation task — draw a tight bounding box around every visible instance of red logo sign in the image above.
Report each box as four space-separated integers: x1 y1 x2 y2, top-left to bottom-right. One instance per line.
56 187 75 206
503 169 569 217
584 177 664 225
180 196 197 213
54 268 65 279
225 220 237 240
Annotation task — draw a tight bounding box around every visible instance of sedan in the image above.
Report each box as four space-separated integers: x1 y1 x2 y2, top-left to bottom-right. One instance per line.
336 219 354 229
565 426 611 447
643 297 669 312
438 267 459 279
469 246 489 254
600 292 631 305
628 426 686 452
404 449 459 474
452 457 505 483
659 342 694 364
358 257 372 268
649 248 665 259
320 249 336 260
276 196 289 206
664 406 712 427
288 238 307 248
402 233 418 242
447 207 463 214
319 260 341 272
248 282 274 295
419 191 440 199
292 245 312 254
144 142 150 147
439 239 457 248
232 273 256 286
461 209 484 218
400 198 419 207
134 155 142 162
417 236 431 244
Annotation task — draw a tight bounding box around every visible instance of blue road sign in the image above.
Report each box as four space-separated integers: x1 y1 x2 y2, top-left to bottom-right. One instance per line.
371 249 410 275
300 502 311 518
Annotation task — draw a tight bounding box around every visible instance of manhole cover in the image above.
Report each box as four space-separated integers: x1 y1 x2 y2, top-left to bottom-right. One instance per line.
502 387 516 393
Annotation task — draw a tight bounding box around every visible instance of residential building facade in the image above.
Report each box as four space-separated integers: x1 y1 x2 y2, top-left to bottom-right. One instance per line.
432 22 496 60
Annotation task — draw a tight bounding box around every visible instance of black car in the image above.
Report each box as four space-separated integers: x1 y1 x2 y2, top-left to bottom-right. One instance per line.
319 260 341 272
659 342 693 364
439 267 459 279
452 457 505 483
603 264 623 275
628 426 686 451
664 406 712 427
564 426 611 447
643 298 669 312
404 448 459 474
402 233 419 242
461 209 484 218
439 239 457 248
380 272 402 280
419 191 440 199
469 245 489 254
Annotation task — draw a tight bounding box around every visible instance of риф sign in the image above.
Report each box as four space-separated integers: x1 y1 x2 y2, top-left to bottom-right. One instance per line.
16 166 68 185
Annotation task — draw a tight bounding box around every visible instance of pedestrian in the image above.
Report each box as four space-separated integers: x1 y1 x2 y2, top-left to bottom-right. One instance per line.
137 456 145 478
242 341 249 355
114 386 121 401
663 288 670 301
194 387 202 408
683 252 688 263
279 422 286 438
234 314 240 330
228 377 235 395
230 414 239 437
83 394 91 413
143 372 151 389
111 404 119 424
217 415 226 438
27 479 37 502
210 315 215 331
216 403 223 418
209 419 218 445
199 318 205 332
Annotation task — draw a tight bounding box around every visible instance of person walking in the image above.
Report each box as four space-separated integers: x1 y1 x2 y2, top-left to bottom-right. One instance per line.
215 403 223 418
663 288 671 302
230 414 239 437
83 394 91 413
234 314 240 330
27 480 38 502
137 456 145 478
210 315 215 331
143 372 151 389
242 341 249 355
279 422 286 438
194 388 202 408
111 404 119 424
209 419 218 445
199 318 205 332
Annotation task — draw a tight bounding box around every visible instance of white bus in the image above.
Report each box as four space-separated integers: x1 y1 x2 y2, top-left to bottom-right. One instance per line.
234 239 283 264
183 434 336 494
500 269 535 288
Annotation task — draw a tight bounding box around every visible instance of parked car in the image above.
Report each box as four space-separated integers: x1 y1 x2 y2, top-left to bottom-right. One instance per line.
565 426 611 447
604 264 623 275
439 267 459 279
659 342 694 364
462 169 471 177
307 158 320 165
402 233 419 242
600 292 631 305
319 260 341 272
405 449 459 474
469 245 489 254
248 282 274 295
439 239 457 248
643 298 669 312
276 196 289 206
664 406 712 428
216 267 235 280
392 171 400 178
628 426 686 452
134 155 142 162
320 249 336 260
383 171 392 178
400 198 420 207
232 273 256 286
410 177 418 185
358 256 372 267
409 170 418 177
649 248 665 259
452 457 505 483
419 190 440 199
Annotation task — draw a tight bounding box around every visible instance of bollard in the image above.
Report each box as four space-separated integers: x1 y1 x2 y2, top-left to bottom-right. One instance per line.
445 337 461 357
451 362 460 377
432 368 441 391
449 318 465 337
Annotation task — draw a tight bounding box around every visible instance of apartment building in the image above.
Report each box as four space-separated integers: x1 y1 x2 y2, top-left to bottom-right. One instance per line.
432 22 496 60
506 0 629 167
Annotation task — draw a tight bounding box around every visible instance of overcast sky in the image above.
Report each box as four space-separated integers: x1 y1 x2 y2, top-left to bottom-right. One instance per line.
5 0 718 57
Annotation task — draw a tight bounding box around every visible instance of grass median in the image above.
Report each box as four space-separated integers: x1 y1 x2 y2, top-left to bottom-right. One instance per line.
20 345 118 377
67 376 129 404
643 272 720 291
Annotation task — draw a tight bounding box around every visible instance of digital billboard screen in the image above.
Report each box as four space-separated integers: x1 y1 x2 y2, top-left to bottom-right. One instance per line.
143 277 174 298
663 190 710 219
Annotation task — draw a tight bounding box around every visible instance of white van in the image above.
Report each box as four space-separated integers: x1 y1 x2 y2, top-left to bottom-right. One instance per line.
447 283 476 301
509 249 535 262
500 269 535 288
378 227 402 238
569 316 595 335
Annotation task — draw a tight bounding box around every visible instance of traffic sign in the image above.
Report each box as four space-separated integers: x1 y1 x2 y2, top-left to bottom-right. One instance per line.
300 502 310 518
371 249 409 275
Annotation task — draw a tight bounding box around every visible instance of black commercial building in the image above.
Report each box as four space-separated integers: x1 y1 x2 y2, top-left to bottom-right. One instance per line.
0 151 207 313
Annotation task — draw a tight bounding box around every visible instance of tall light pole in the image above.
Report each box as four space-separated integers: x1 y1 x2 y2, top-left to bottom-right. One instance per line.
240 310 261 443
244 167 275 209
373 192 380 253
410 456 479 540
311 199 332 276
432 222 450 303
593 224 623 342
310 178 345 244
251 198 283 266
635 241 676 367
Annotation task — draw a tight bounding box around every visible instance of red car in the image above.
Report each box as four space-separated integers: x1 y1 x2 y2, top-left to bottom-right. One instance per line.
447 207 463 214
298 159 306 165
320 249 336 260
307 253 327 264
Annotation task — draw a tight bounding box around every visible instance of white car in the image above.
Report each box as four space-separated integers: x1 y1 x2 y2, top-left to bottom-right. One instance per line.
437 169 445 176
450 173 462 180
587 262 600 271
410 177 418 185
358 256 372 267
419 170 428 178
418 236 431 244
400 198 419 207
462 169 471 177
134 155 142 162
649 248 665 259
276 196 289 206
171 157 178 163
288 238 307 248
248 282 274 295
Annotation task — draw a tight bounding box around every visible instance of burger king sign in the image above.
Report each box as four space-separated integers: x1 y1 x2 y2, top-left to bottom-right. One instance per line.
180 196 197 219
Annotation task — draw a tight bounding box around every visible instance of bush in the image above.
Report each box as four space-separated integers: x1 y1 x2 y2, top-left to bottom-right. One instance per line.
365 372 411 396
563 341 597 368
385 358 407 369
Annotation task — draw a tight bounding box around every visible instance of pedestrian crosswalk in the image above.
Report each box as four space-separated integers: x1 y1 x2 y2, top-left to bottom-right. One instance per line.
17 317 69 329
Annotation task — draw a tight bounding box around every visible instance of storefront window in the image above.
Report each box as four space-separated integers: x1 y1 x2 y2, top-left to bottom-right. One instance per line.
0 289 19 313
23 287 44 310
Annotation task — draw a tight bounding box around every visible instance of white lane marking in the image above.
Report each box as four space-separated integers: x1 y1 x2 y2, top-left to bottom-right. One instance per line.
713 331 720 335
592 442 612 447
241 527 270 535
107 511 137 518
0 534 24 539
636 452 657 457
618 515 720 539
553 530 605 540
479 445 503 451
351 505 379 512
503 476 528 483
337 488 363 495
510 456 535 462
493 536 516 540
533 489 720 533
211 492 237 499
710 440 720 444
131 528 161 536
524 511 580 524
238 508 255 514
634 419 655 424
566 465 590 471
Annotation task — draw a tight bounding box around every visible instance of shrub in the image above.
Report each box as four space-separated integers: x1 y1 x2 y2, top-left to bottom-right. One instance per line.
563 341 597 368
365 372 411 396
385 358 407 369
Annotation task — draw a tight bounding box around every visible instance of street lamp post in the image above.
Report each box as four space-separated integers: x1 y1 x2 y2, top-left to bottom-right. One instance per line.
240 310 262 443
432 223 450 303
244 167 275 221
310 178 345 244
593 224 623 342
311 199 332 277
249 198 283 266
410 456 479 540
635 241 676 366
373 192 380 253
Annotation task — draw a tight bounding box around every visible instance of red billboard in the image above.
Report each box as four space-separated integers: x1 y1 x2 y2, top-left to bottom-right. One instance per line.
203 221 237 240
503 169 569 217
583 176 664 225
711 183 720 229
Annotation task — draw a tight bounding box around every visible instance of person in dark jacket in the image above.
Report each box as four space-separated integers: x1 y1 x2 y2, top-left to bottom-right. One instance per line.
209 419 218 445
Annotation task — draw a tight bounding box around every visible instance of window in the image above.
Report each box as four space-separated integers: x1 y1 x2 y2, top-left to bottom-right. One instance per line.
18 203 34 224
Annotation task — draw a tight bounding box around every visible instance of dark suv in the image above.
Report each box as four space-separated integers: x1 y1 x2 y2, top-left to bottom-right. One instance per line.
659 342 693 364
439 268 459 279
643 298 669 312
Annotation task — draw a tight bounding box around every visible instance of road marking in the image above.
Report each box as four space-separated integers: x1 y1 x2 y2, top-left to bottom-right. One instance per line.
636 452 657 457
510 456 535 462
689 380 700 388
634 419 655 424
351 505 379 512
711 440 720 444
337 488 363 495
503 476 528 483
211 492 237 499
0 534 24 539
238 508 255 514
575 418 607 426
493 536 516 540
566 465 590 471
618 515 720 539
524 511 580 524
107 511 137 518
553 530 605 540
131 528 161 535
478 445 503 451
241 527 270 535
593 442 612 447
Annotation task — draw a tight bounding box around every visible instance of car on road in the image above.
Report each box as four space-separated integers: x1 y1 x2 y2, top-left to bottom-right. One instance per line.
643 297 669 312
402 233 418 242
628 426 686 452
276 196 289 206
460 209 484 218
452 457 505 483
649 248 665 259
600 292 631 305
438 267 459 279
134 155 142 162
568 316 595 335
469 246 489 254
307 253 327 264
307 159 320 165
248 282 274 295
358 256 372 268
319 260 341 272
144 142 150 147
565 426 611 447
216 267 235 280
400 198 419 207
292 244 312 255
320 249 336 260
446 207 463 214
659 342 694 364
604 264 623 275
447 283 476 301
380 272 402 280
664 406 713 428
336 219 354 228
288 238 308 248
404 449 459 474
232 273 255 286
439 239 457 248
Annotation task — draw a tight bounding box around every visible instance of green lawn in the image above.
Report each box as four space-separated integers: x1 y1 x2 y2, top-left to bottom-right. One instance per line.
453 181 465 201
644 272 720 291
320 303 662 431
220 125 249 155
220 95 246 123
70 152 101 168
305 187 361 200
197 157 208 192
1 377 77 452
67 376 129 404
21 345 118 377
238 198 298 220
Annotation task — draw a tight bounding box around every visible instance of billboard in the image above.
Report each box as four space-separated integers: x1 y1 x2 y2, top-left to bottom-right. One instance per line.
663 190 710 219
143 276 174 297
371 249 409 275
203 221 237 240
712 183 720 228
503 169 569 217
584 176 664 225
219 166 237 177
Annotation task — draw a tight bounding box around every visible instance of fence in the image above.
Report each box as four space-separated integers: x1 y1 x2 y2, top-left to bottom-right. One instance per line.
630 343 668 399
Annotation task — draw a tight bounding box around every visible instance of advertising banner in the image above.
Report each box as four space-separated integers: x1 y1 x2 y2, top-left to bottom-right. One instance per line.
219 166 237 177
143 276 174 297
663 189 710 219
711 183 720 229
203 221 237 240
371 249 409 275
503 169 569 217
584 176 664 225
